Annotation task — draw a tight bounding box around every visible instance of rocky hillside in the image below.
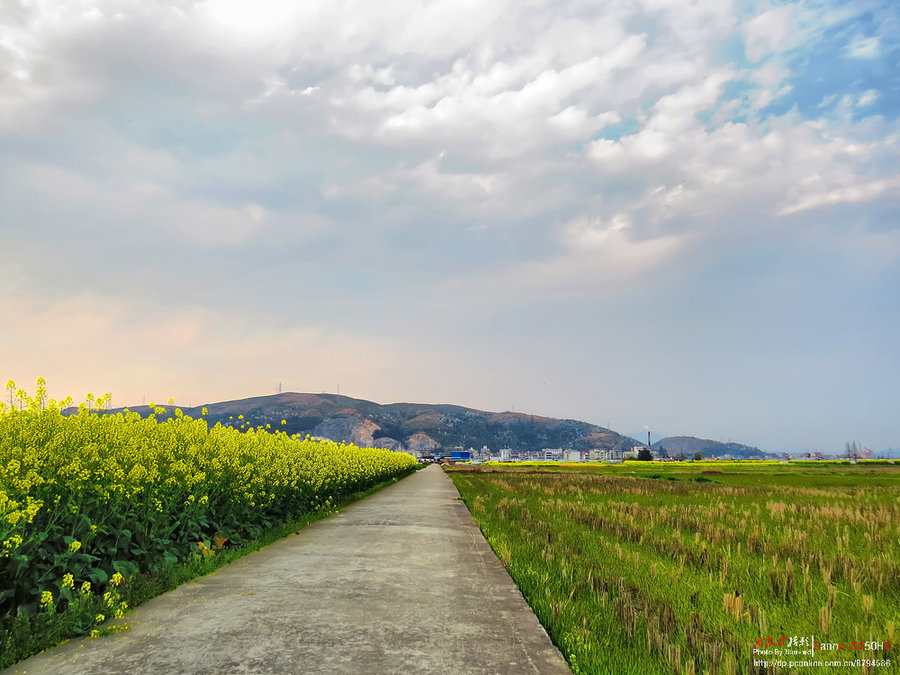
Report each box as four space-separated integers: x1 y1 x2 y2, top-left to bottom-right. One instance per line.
653 436 775 459
114 393 635 455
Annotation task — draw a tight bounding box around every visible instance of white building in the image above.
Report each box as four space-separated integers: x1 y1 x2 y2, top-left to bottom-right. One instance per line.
542 448 563 461
588 448 622 461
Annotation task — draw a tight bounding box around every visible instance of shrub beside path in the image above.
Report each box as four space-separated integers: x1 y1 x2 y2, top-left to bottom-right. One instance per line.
7 465 570 674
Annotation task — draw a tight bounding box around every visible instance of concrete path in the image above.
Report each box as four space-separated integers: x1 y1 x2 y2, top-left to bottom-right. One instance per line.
8 465 570 674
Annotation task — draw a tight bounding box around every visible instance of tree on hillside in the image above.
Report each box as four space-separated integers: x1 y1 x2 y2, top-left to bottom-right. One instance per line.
637 447 653 461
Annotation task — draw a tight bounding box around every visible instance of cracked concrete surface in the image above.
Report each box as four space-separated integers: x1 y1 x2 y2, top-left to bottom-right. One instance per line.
7 465 570 674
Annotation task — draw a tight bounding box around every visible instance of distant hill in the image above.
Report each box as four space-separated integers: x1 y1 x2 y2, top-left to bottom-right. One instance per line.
653 436 777 459
108 393 636 455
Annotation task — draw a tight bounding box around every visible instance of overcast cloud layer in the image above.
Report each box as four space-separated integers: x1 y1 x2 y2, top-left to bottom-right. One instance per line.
1 0 898 452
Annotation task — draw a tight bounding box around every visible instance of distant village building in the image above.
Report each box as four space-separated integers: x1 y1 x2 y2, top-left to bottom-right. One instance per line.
589 448 622 461
563 449 582 462
542 448 563 461
499 447 511 462
468 446 491 462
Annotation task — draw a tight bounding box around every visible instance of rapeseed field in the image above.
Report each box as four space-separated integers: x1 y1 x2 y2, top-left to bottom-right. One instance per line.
1 378 416 660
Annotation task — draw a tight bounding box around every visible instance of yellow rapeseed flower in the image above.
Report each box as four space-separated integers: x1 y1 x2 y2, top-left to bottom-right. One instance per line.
0 379 416 628
2 535 22 551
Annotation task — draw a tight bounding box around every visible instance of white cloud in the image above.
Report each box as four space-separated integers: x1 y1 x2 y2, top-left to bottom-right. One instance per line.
7 154 272 247
453 212 687 303
587 71 733 168
743 6 793 61
565 212 633 251
203 0 307 43
649 70 733 132
334 33 648 158
396 0 511 58
750 62 785 87
164 201 268 246
778 176 900 216
846 36 881 60
404 156 502 204
752 88 774 109
857 89 880 107
2 0 899 450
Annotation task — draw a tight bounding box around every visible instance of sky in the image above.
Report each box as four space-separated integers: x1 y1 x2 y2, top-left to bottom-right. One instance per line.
1 0 898 453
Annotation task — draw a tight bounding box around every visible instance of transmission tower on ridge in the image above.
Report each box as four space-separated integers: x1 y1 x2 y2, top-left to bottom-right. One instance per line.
276 382 283 394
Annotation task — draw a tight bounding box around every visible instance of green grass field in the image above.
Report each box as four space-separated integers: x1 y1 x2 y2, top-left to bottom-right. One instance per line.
447 461 900 674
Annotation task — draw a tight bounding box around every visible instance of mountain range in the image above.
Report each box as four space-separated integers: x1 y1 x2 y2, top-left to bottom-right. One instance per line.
96 393 795 458
111 393 637 455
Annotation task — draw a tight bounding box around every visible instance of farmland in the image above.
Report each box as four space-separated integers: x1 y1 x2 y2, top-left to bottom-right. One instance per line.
1 381 417 665
447 462 900 674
